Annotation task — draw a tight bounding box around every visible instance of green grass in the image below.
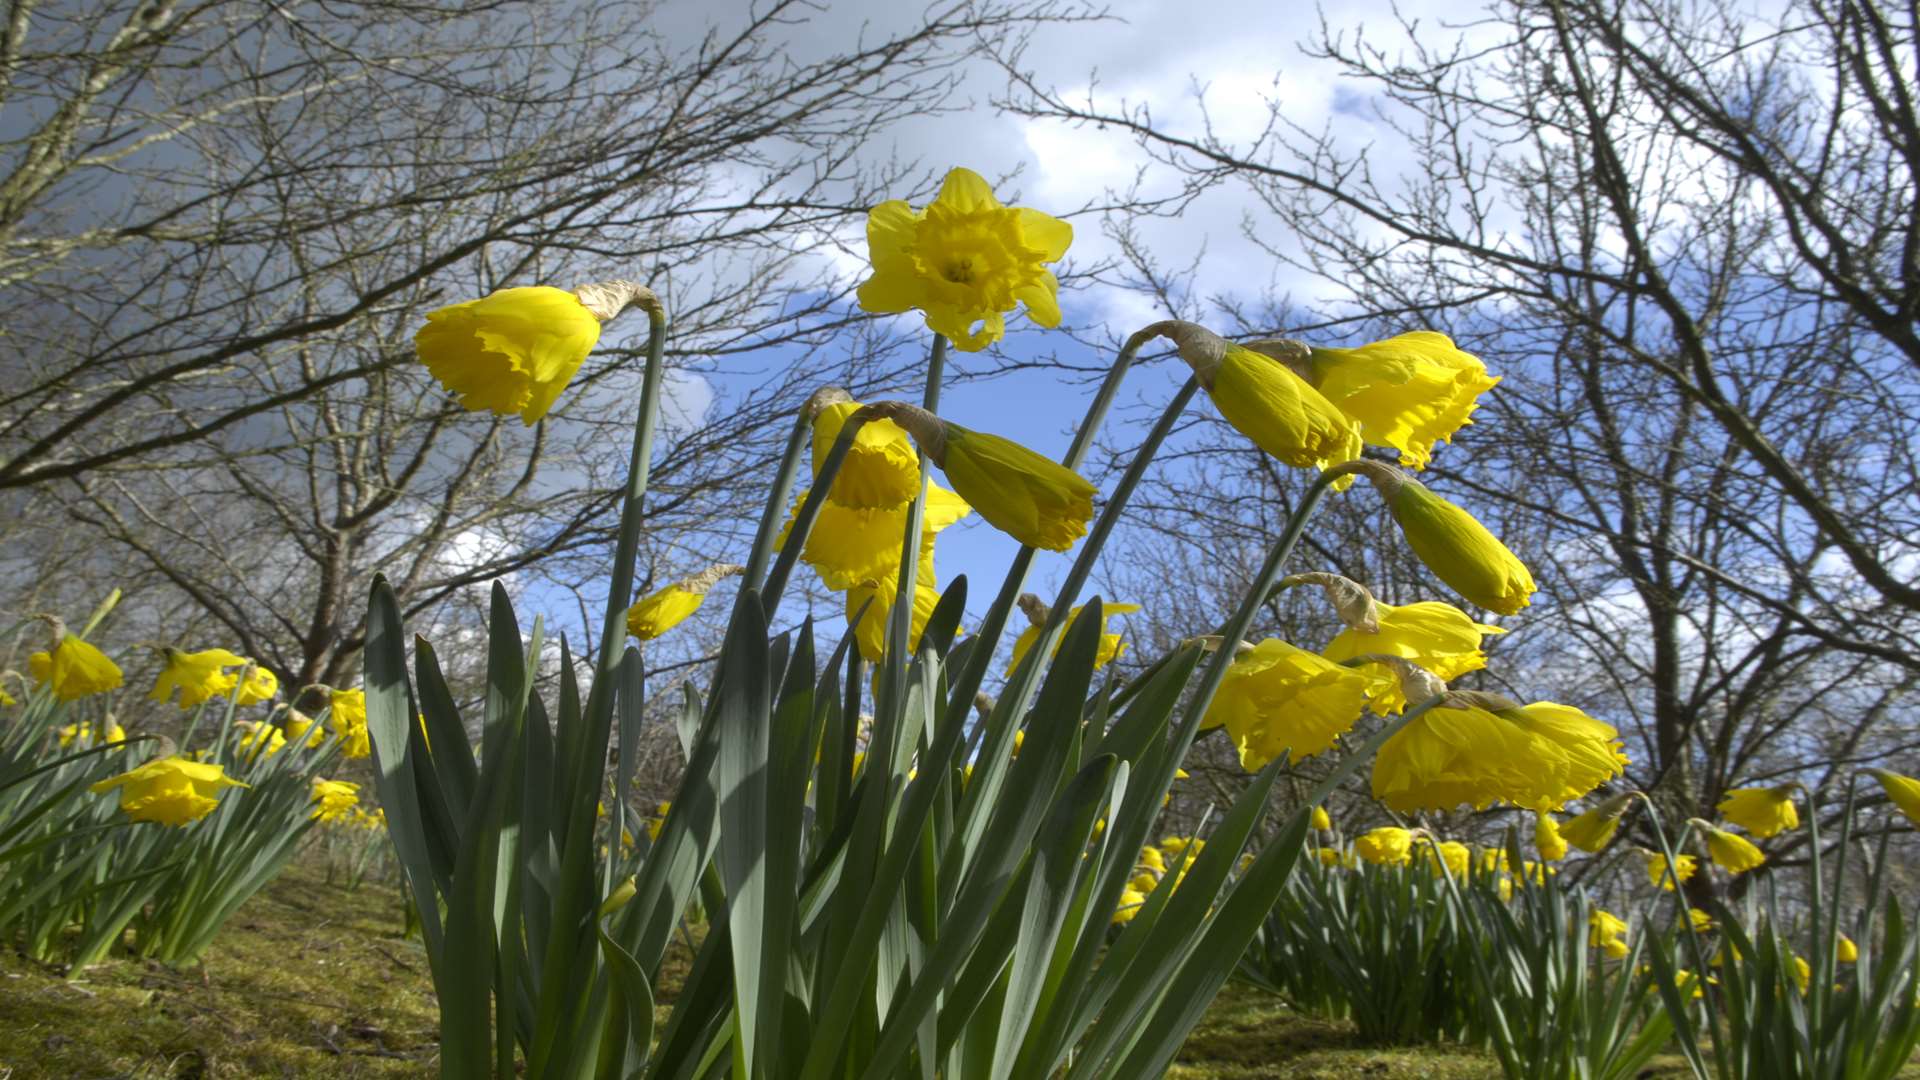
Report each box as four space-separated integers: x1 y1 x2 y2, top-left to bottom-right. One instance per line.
0 854 1779 1079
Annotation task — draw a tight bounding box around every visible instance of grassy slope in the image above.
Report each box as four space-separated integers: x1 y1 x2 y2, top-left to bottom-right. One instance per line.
0 859 1894 1079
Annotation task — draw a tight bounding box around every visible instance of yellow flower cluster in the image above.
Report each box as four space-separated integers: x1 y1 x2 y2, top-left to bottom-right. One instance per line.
57 720 127 748
1112 835 1205 925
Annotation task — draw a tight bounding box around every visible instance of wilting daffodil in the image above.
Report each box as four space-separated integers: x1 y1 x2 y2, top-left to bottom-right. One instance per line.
1252 330 1499 469
28 624 123 702
856 167 1071 352
415 279 655 424
626 564 744 641
1204 638 1389 771
91 756 248 826
1006 594 1138 674
1716 785 1799 838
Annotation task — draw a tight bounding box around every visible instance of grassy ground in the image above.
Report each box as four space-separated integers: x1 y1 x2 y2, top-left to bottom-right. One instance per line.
0 857 1858 1079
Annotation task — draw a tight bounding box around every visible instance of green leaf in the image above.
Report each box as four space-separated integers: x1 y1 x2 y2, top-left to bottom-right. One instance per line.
713 587 773 1074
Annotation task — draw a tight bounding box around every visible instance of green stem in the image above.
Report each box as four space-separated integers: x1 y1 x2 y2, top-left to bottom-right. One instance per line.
594 307 671 683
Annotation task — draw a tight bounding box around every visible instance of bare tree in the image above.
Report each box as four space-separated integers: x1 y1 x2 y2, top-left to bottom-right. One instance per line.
0 0 1095 706
1004 0 1920 857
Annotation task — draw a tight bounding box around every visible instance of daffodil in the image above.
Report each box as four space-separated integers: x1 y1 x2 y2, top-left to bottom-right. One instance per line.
1144 322 1362 475
778 481 970 591
1790 953 1811 994
1562 794 1634 852
329 688 371 759
284 710 324 749
1716 785 1799 837
938 424 1093 551
1427 840 1471 879
1006 595 1138 674
1355 826 1413 866
856 166 1071 351
149 647 246 709
1536 813 1569 861
1159 836 1204 861
29 634 123 701
90 756 248 826
1137 846 1167 875
415 281 650 424
1281 331 1500 469
1204 638 1388 771
626 564 744 641
233 664 278 706
1334 462 1536 614
1112 887 1148 925
1322 600 1505 714
1371 701 1546 812
1311 805 1332 831
1688 908 1714 932
1646 849 1698 892
1868 768 1920 826
1589 908 1630 952
57 720 127 748
1696 820 1766 875
845 571 944 664
1837 935 1858 963
235 720 286 760
809 392 922 509
1498 701 1629 808
309 778 361 823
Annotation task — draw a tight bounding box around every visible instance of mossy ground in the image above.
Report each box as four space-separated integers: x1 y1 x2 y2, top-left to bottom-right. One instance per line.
0 857 1890 1078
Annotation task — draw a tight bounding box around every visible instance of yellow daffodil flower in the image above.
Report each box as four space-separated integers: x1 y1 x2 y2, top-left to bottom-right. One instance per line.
1355 826 1413 866
1289 331 1500 469
1868 768 1920 826
1322 600 1505 714
309 778 361 823
626 564 744 641
1137 846 1167 874
1427 839 1472 879
149 647 245 709
233 664 278 706
845 571 944 664
29 635 123 701
810 394 922 509
1837 934 1858 963
1536 813 1569 861
1204 638 1389 771
57 720 128 748
1006 596 1138 674
1112 887 1148 925
284 710 324 749
1696 820 1766 874
1589 908 1630 951
1370 693 1621 813
1311 806 1331 831
856 166 1071 352
1146 323 1363 476
415 285 607 424
1688 908 1714 933
1716 785 1799 838
1791 953 1811 993
778 481 971 590
329 688 371 759
235 720 287 760
90 756 248 826
938 424 1094 551
1646 849 1698 892
1562 793 1634 853
1499 701 1629 808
